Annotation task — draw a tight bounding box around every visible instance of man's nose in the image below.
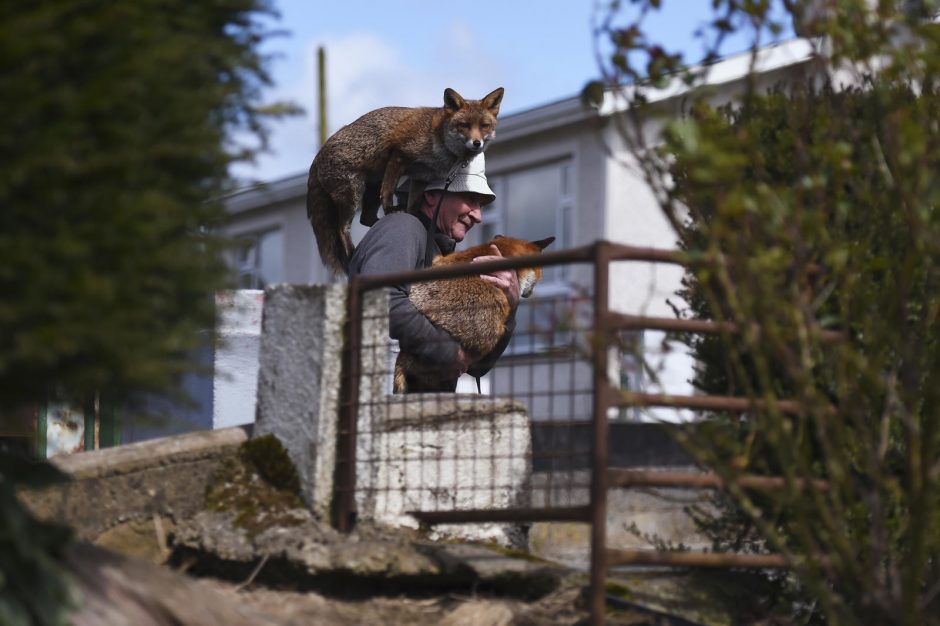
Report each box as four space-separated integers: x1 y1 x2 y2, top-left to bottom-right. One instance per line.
468 206 482 223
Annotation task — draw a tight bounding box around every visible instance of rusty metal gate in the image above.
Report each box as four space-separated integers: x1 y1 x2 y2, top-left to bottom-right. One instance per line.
333 240 827 625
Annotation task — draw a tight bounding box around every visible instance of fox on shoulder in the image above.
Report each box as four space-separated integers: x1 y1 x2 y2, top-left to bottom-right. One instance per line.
307 87 505 274
394 235 555 393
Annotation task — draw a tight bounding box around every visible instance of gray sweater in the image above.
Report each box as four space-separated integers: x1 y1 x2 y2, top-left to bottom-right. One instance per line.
347 212 514 374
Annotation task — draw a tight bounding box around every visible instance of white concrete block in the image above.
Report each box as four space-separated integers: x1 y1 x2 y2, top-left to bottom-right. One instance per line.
357 394 532 547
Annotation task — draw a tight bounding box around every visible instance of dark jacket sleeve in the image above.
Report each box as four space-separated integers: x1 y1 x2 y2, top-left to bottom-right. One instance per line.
349 214 459 367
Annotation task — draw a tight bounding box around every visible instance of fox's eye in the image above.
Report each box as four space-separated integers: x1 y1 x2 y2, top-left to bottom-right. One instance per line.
458 123 470 130
481 124 491 131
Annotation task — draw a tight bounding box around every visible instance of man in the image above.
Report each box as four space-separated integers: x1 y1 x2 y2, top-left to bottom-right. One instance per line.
347 154 519 388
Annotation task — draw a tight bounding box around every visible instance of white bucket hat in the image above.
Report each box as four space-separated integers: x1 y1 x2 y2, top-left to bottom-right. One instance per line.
424 152 496 205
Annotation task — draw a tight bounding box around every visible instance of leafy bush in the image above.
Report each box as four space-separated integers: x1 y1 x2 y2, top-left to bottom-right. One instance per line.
0 454 74 626
592 2 940 624
671 81 940 625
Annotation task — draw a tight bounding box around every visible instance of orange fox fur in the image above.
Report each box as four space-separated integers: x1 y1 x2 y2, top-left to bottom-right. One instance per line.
394 235 555 393
306 87 504 274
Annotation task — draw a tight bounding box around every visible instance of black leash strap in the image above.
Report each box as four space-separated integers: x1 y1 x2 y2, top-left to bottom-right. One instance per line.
423 159 467 268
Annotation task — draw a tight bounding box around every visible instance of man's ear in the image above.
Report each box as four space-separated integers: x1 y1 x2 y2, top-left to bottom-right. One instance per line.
424 189 443 206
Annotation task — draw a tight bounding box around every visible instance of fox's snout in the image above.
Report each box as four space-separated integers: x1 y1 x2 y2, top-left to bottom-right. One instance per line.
519 269 540 298
466 136 486 153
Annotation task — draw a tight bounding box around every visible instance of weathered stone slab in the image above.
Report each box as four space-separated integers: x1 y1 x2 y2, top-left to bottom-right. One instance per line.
171 510 562 598
19 427 248 541
356 394 532 547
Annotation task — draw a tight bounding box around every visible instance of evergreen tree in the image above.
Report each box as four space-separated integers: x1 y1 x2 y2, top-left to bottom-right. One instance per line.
0 0 292 410
0 2 292 623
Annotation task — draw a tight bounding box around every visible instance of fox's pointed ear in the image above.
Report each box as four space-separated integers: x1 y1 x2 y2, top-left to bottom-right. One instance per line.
532 236 555 250
493 234 504 240
483 87 504 116
444 88 465 112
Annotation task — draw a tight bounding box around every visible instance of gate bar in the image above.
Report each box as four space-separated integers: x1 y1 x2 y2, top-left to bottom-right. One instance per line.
348 242 683 293
601 386 808 415
607 469 829 492
607 548 791 569
408 506 592 525
589 242 612 626
605 312 844 343
331 277 363 532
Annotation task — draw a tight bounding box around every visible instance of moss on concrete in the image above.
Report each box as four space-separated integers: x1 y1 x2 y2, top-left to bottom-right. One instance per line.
238 434 302 495
604 579 636 601
482 542 553 565
204 435 306 538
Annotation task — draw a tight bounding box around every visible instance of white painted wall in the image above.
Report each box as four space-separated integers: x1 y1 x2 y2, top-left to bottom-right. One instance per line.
603 121 695 421
213 290 265 428
224 181 336 286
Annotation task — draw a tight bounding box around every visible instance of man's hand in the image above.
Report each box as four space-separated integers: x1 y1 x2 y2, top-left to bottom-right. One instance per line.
473 244 521 310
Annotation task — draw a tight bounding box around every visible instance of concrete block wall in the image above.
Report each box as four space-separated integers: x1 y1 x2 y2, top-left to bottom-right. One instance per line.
251 285 531 546
253 284 389 520
20 427 249 541
357 394 532 547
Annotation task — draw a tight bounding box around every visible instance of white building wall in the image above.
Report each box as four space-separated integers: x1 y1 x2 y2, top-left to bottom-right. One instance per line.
603 120 696 422
213 290 264 428
223 179 336 286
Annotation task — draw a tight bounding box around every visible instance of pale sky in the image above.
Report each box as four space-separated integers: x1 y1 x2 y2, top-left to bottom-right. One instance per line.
231 1 792 183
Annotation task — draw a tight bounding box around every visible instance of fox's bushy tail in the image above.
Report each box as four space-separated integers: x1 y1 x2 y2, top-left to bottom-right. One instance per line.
306 175 352 275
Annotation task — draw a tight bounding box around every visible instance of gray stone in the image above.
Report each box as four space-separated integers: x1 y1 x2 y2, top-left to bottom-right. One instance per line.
254 284 388 520
528 467 716 570
440 600 514 626
173 510 438 577
425 542 562 599
19 427 248 541
253 284 344 519
171 511 563 597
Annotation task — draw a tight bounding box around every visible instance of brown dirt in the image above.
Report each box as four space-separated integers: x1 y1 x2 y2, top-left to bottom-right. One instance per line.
196 575 683 626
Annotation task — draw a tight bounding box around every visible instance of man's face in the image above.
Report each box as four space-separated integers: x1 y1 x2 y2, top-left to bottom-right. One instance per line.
428 191 483 241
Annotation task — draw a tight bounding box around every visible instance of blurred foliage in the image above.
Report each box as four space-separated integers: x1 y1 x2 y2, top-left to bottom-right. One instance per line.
0 1 295 624
0 454 74 626
593 1 940 624
0 0 296 411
